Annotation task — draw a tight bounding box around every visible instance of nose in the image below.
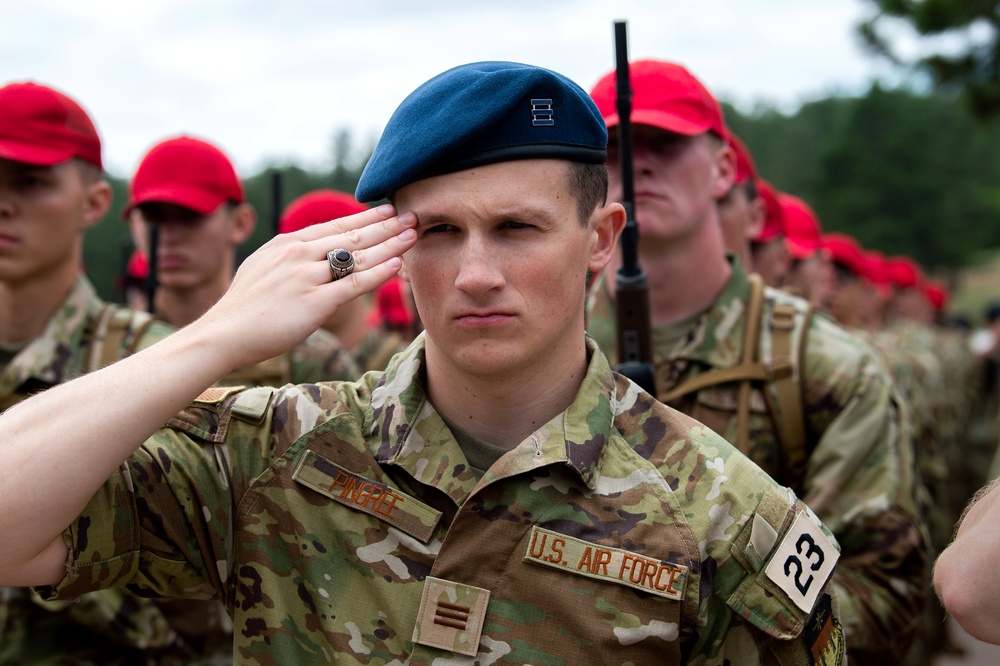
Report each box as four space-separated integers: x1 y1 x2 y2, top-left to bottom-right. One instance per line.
454 234 506 297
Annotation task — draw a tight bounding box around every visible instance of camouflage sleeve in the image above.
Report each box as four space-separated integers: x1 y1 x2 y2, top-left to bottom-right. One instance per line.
673 426 845 665
36 386 252 604
289 328 361 383
615 383 845 664
800 316 928 660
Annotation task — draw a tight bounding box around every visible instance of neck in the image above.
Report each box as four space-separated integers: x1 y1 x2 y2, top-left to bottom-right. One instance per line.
608 228 732 327
424 332 589 451
0 265 80 346
155 276 231 328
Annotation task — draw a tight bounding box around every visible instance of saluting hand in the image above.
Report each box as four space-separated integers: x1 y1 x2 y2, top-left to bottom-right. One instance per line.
194 204 417 373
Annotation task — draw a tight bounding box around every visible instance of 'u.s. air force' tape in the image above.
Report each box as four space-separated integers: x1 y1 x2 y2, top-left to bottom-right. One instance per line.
763 512 839 614
523 526 687 600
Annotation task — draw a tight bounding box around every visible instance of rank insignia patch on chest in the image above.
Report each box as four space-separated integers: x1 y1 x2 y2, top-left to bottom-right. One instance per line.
413 576 491 657
523 526 687 600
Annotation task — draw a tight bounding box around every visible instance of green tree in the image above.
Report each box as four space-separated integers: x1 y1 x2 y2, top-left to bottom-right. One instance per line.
859 0 1000 118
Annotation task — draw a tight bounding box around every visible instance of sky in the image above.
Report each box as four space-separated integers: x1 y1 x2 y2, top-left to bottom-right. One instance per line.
4 0 914 177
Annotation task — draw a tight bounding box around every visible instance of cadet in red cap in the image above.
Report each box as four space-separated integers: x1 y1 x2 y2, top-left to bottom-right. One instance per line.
0 82 229 664
749 179 791 288
822 232 870 328
588 59 925 664
127 137 359 386
779 192 834 309
716 130 765 272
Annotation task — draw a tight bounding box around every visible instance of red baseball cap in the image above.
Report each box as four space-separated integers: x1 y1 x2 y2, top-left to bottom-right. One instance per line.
884 256 923 290
923 279 948 312
590 60 725 137
726 130 757 184
0 82 102 168
279 189 368 235
125 136 243 217
779 193 823 259
754 180 784 242
822 232 867 277
365 276 416 329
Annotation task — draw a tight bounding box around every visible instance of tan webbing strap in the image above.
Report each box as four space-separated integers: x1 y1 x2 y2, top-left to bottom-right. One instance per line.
735 275 766 454
660 275 766 456
770 302 809 490
126 313 157 356
85 304 120 372
660 364 770 401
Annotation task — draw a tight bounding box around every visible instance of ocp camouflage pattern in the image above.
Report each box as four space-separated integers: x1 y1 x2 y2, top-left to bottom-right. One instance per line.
41 334 844 664
0 276 233 665
588 260 927 664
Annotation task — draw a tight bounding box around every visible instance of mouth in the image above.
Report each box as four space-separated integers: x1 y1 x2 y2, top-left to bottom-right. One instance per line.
454 311 515 327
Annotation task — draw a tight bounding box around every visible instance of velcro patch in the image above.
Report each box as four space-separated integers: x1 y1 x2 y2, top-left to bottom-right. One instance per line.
193 386 244 404
413 576 490 657
293 450 442 543
763 512 839 614
523 526 687 600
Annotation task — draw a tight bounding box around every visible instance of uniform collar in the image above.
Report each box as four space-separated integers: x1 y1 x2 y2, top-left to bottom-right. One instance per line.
662 255 752 369
366 333 619 505
0 275 103 391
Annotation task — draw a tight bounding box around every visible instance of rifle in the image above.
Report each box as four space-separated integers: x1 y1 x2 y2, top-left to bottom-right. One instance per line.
145 224 159 315
612 20 656 395
269 169 284 237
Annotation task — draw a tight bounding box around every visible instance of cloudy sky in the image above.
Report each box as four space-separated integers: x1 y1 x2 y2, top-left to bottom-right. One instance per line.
4 0 914 177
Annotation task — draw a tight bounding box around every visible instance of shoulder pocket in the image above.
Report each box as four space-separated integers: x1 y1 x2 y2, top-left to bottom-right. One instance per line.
726 487 840 639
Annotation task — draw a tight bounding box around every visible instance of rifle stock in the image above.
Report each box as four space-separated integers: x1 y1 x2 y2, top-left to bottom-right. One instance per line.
612 20 656 394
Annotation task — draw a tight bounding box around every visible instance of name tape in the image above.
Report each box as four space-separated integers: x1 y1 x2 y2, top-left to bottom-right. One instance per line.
293 450 442 543
523 526 687 601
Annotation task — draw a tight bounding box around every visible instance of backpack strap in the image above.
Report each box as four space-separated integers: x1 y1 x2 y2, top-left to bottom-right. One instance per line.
85 305 159 372
661 275 767 456
769 301 814 492
658 275 813 493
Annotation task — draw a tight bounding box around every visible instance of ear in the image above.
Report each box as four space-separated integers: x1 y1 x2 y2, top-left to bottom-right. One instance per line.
710 142 737 201
229 203 257 244
587 202 626 273
746 193 766 241
80 179 112 231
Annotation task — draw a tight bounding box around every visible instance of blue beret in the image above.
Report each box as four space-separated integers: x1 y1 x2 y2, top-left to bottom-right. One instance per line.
356 61 607 202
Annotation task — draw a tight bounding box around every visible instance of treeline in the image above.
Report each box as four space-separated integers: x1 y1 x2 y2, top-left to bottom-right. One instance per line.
84 82 1000 304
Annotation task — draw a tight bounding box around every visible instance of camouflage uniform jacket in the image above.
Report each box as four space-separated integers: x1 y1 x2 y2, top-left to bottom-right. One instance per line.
588 261 926 662
40 334 845 665
1 276 234 665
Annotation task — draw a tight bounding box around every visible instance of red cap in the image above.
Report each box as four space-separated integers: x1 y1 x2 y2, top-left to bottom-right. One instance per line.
126 250 149 280
278 189 368 235
923 280 948 312
125 136 243 217
822 233 867 277
754 180 784 242
726 130 757 184
366 276 415 329
884 256 923 290
779 193 823 259
0 82 102 168
590 60 725 137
